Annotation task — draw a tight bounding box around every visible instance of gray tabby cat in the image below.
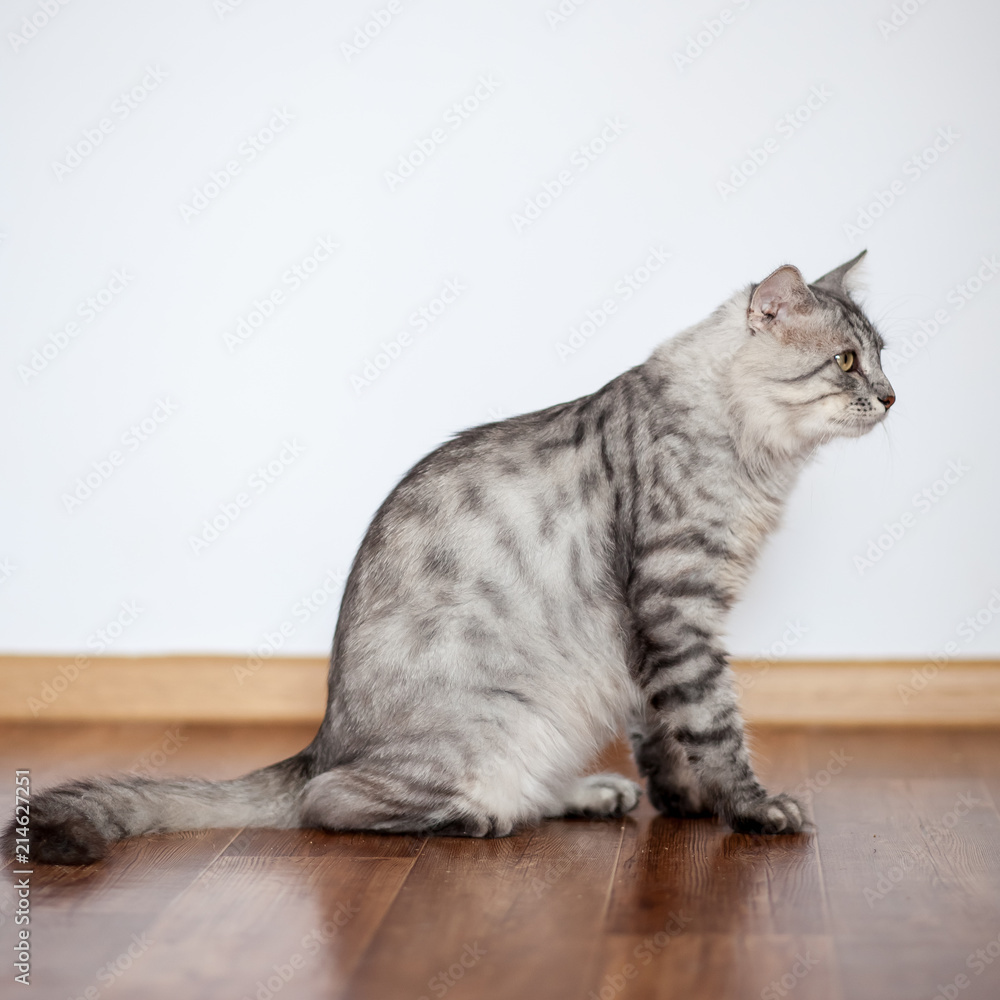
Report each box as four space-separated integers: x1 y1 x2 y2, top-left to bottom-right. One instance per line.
5 251 894 865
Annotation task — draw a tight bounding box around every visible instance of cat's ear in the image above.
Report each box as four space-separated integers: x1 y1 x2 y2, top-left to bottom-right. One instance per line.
747 265 817 337
812 249 867 296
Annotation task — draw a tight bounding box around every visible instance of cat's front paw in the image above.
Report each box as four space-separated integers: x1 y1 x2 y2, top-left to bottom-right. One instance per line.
728 793 805 835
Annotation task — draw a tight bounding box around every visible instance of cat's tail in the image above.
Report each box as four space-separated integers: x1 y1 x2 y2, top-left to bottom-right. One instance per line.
2 754 312 866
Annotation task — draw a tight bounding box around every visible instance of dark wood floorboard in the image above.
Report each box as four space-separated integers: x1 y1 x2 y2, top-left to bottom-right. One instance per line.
805 729 1000 1000
2 724 999 1000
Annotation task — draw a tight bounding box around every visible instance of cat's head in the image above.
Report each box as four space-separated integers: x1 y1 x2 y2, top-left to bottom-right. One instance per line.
734 250 894 451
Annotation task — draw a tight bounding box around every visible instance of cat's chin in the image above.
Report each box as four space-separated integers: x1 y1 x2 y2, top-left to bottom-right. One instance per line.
798 415 884 448
831 414 888 438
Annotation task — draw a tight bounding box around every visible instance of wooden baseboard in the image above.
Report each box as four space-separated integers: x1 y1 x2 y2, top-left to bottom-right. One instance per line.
1 655 998 725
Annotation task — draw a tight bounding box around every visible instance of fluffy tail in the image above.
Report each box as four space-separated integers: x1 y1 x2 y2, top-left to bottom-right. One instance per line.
2 755 311 866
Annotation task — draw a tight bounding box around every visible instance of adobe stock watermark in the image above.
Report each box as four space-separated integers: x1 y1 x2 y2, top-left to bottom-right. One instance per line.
28 601 144 716
854 459 970 575
933 927 1000 1000
877 0 934 40
188 439 306 555
51 66 168 180
68 933 154 1000
0 557 17 586
214 0 251 19
384 75 500 191
239 901 362 1000
416 942 487 1000
716 85 832 201
529 816 616 898
233 567 347 685
787 750 852 806
863 790 983 908
61 397 179 512
588 912 692 1000
0 881 21 931
224 237 339 352
734 620 809 695
897 587 1000 706
351 277 466 392
673 0 754 71
843 126 959 242
10 770 31 985
8 0 74 55
340 1 409 62
11 874 30 985
883 254 999 376
17 269 134 385
511 117 627 233
127 727 188 778
555 246 670 359
760 951 820 1000
179 108 295 222
530 854 578 897
545 0 590 28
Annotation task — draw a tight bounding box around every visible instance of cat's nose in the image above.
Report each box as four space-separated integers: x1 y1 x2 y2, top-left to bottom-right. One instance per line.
879 392 895 410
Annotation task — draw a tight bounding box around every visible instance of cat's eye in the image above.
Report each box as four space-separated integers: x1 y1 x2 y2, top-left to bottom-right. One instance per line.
835 351 856 372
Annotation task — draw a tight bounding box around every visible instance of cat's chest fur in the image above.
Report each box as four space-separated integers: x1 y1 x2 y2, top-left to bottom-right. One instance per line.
716 472 789 593
638 437 791 604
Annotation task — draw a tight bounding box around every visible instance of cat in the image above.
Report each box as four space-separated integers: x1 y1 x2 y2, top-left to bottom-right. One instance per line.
5 251 894 864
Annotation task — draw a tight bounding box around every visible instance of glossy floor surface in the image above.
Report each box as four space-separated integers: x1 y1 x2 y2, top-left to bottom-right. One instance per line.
2 723 1000 1000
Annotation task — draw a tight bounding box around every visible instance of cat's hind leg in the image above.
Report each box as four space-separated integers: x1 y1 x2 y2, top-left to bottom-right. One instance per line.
299 764 514 838
547 773 642 820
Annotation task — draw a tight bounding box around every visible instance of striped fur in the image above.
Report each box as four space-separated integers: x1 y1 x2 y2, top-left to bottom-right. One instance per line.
5 253 894 863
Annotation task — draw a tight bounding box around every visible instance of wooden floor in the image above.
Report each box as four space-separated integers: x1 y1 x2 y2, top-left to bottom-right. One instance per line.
3 724 1000 1000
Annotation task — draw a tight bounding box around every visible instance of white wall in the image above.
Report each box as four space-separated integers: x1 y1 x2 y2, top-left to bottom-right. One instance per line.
2 0 998 662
